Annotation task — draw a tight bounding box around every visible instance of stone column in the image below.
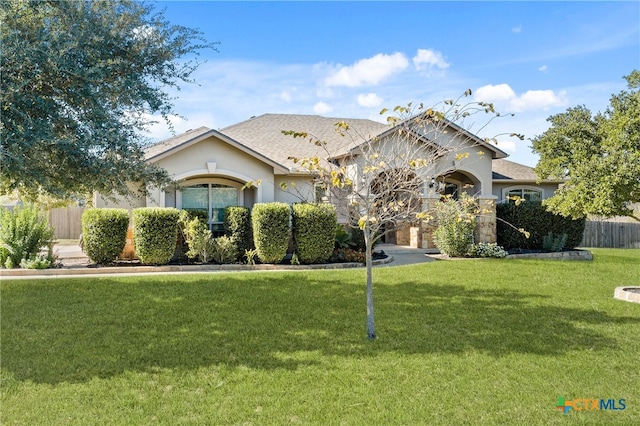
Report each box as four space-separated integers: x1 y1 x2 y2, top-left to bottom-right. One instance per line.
420 195 441 249
475 196 497 244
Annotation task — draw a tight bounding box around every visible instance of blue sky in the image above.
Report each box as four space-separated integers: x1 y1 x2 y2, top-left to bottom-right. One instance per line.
149 1 639 166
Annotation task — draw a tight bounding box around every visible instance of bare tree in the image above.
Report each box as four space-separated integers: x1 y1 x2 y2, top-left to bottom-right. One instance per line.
285 92 522 339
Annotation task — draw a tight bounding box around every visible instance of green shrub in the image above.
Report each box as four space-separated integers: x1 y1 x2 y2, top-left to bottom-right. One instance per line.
345 223 380 252
81 208 129 264
176 210 208 261
211 235 237 264
542 232 568 252
497 202 586 250
467 242 508 258
433 194 477 257
224 206 253 261
292 203 337 264
1 205 55 268
251 202 290 264
20 254 52 269
182 216 215 263
335 224 351 249
132 208 180 265
182 209 208 223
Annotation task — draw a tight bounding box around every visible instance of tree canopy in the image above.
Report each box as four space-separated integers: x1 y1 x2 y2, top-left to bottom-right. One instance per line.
532 71 640 222
0 0 217 201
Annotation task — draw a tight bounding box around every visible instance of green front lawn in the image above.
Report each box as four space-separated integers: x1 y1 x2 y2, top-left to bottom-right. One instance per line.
1 249 639 425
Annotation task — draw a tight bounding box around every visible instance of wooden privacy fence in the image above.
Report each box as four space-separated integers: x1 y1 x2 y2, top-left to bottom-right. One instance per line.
580 220 640 248
49 207 85 240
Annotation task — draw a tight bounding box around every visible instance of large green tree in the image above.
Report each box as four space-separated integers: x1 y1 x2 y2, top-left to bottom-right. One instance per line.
1 0 216 201
532 71 640 222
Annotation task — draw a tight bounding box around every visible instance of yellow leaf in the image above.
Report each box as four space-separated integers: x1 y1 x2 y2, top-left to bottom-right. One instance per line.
455 152 470 161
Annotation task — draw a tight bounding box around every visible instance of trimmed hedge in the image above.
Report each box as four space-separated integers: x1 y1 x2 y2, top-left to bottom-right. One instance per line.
224 206 253 261
292 203 337 264
497 201 586 250
81 208 129 264
252 202 290 264
132 207 180 265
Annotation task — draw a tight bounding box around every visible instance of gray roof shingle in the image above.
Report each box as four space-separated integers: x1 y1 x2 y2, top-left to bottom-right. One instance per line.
221 114 388 170
144 126 212 161
492 158 562 182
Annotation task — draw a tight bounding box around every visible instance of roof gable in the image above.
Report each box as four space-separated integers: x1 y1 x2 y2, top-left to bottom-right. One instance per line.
144 125 289 173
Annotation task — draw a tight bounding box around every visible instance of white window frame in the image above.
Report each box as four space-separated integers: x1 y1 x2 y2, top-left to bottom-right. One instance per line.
502 185 544 203
176 178 244 230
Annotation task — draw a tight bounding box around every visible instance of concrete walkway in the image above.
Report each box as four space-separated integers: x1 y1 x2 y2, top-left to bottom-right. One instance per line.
0 241 437 279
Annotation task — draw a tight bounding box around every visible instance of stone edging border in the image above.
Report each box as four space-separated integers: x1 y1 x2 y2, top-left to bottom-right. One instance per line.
505 249 593 261
614 287 640 304
0 255 394 278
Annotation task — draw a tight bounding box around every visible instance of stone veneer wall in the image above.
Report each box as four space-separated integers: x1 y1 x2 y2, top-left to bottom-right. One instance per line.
475 198 497 244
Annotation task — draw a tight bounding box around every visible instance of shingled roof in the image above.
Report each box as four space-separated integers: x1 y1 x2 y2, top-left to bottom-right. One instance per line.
145 114 511 174
221 114 388 170
492 158 563 182
144 126 212 161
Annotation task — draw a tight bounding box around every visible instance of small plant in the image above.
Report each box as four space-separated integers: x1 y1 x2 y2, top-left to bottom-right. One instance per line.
4 257 15 269
211 235 237 264
331 248 366 264
244 248 259 265
335 224 351 249
0 205 55 268
543 232 568 252
19 254 52 269
468 242 508 258
183 217 215 263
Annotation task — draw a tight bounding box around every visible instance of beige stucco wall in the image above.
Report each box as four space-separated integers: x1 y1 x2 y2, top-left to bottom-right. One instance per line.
273 175 315 205
94 182 146 210
147 135 279 207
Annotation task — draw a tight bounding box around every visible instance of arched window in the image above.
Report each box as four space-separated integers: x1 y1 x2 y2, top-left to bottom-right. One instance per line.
504 186 542 203
179 179 243 233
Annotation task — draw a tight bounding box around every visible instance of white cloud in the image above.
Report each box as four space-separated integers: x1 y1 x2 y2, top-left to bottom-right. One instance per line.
357 93 383 108
313 102 333 114
280 91 293 102
511 90 566 111
412 49 449 71
538 65 548 73
475 84 517 102
512 25 522 34
475 84 566 112
324 52 409 87
316 87 334 98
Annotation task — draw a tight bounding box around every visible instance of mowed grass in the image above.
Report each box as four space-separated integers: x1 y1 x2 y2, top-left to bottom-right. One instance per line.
1 249 639 425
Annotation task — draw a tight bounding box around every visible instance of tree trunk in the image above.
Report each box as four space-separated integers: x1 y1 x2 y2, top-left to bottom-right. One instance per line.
365 230 376 340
